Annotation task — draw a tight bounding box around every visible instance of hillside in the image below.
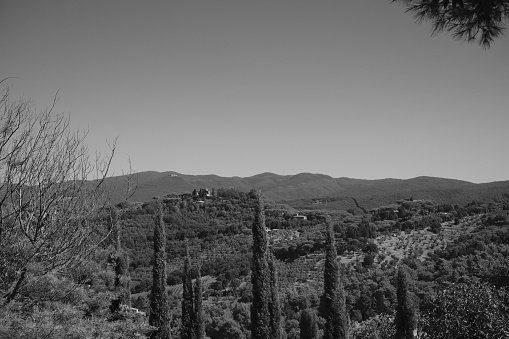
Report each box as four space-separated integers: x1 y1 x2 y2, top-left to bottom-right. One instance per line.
6 179 509 339
104 171 509 209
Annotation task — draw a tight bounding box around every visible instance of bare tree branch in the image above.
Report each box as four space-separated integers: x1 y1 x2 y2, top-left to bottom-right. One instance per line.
0 83 118 304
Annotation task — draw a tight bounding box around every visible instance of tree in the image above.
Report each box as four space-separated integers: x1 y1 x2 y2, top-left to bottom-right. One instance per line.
0 80 115 305
194 260 205 339
392 0 509 48
420 280 509 338
180 243 205 339
363 241 379 255
350 314 395 339
181 242 195 339
299 308 319 339
320 221 349 339
268 252 282 339
149 202 171 339
108 207 132 313
108 163 137 311
250 191 271 339
363 254 375 267
429 219 442 234
393 266 416 339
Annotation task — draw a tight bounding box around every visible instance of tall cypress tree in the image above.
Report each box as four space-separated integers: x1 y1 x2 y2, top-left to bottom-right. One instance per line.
193 259 205 339
394 265 416 339
115 210 131 306
268 252 282 339
109 207 131 312
251 191 271 339
181 242 195 339
300 307 319 339
149 202 171 339
320 221 348 339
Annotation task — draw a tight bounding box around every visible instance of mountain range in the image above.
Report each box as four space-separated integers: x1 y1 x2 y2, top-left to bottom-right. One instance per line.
103 171 509 210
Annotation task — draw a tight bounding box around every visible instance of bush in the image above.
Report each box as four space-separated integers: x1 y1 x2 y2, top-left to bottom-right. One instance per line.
429 220 442 234
421 280 509 338
350 314 395 339
362 254 375 267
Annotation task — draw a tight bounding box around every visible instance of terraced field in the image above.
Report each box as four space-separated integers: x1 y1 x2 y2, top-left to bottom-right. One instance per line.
278 215 484 288
374 214 482 265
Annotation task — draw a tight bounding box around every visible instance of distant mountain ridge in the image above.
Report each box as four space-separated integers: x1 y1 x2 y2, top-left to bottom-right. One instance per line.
104 171 509 209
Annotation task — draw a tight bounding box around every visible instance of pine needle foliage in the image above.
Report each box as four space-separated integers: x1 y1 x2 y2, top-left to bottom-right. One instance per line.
149 202 171 339
392 0 509 48
320 221 349 339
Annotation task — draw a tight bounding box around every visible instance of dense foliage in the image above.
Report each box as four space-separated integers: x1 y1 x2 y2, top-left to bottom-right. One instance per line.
420 279 509 338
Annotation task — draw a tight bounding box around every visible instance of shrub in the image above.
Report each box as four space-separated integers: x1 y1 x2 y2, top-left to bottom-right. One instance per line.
421 280 509 338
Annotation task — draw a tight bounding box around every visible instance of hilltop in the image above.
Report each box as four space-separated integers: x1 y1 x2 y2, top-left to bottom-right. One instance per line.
104 171 509 209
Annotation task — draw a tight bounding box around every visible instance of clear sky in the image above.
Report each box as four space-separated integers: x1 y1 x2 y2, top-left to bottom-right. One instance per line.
1 1 508 183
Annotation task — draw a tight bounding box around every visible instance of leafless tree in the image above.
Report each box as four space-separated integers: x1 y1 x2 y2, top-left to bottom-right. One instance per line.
108 158 138 309
0 79 117 304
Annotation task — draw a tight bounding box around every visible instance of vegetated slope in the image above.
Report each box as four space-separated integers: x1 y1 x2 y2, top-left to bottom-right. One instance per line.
244 172 286 187
132 175 195 199
328 176 479 210
104 171 509 208
262 173 346 200
285 176 509 211
115 186 509 335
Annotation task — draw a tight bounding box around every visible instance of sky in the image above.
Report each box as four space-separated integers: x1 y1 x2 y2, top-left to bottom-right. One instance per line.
1 1 508 183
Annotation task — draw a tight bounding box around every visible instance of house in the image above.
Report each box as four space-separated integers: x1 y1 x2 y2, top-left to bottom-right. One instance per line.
197 188 212 198
292 214 307 220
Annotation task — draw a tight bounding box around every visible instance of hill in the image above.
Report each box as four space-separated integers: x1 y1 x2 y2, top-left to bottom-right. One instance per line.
104 171 509 209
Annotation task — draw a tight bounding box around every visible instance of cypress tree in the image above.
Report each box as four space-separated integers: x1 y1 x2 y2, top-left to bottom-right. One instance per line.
181 242 194 339
149 202 171 339
299 308 319 339
268 252 282 339
113 249 131 306
251 191 271 339
394 265 416 339
193 259 205 339
320 221 349 339
112 208 131 307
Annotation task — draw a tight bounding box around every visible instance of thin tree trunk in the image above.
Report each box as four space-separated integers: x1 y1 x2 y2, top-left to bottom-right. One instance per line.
3 267 27 304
